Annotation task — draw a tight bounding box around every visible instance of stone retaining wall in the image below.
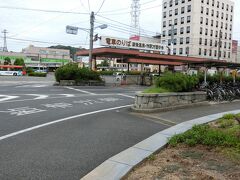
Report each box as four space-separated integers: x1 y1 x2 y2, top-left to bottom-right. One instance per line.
133 92 207 112
59 80 105 86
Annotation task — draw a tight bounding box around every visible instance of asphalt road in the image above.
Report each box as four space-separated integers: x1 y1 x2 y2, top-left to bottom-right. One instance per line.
0 79 168 180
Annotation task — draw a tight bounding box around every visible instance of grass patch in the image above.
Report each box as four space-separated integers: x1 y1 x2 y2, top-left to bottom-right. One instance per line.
143 87 171 93
169 114 240 162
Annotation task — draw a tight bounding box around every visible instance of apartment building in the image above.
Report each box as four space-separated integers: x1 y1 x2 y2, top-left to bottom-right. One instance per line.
161 0 234 61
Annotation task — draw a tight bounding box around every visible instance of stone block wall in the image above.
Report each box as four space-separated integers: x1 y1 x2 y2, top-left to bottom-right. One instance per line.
134 92 207 110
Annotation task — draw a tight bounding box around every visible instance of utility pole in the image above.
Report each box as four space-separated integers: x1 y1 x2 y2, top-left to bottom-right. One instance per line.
218 30 222 60
89 11 95 70
2 29 8 52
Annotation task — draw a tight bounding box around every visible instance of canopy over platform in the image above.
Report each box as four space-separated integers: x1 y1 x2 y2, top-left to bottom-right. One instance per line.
77 47 240 68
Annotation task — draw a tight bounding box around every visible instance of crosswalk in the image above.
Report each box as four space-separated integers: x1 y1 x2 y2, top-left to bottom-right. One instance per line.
0 94 76 102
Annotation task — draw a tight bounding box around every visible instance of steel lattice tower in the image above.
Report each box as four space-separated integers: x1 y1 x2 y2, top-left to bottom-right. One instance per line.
130 0 140 37
2 29 8 52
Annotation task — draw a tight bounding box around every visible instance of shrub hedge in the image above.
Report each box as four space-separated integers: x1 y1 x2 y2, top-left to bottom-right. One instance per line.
155 73 199 92
55 63 102 82
28 72 47 77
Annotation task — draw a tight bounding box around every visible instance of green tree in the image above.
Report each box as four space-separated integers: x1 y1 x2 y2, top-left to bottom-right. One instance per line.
4 57 11 65
14 58 25 66
98 60 109 67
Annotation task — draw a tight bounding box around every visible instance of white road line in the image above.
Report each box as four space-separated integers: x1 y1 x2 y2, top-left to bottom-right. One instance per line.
60 94 75 97
65 87 96 95
118 94 135 99
0 95 19 102
0 104 132 141
26 94 49 100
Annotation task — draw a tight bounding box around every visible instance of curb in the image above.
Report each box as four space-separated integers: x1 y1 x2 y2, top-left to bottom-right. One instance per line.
81 109 240 180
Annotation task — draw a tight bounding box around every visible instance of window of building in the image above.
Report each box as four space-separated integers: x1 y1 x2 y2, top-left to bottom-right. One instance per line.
230 15 232 21
224 42 227 48
164 2 167 8
187 26 190 33
224 51 226 58
229 33 232 40
186 47 189 55
187 5 191 12
211 20 214 26
168 30 172 36
169 10 172 16
221 12 224 19
230 24 232 31
186 37 190 44
225 23 228 30
228 52 231 58
200 27 203 34
231 6 233 12
180 27 184 34
206 8 209 15
205 39 208 45
174 28 177 35
225 33 227 39
226 4 229 11
204 49 207 56
217 1 219 8
201 7 204 14
214 50 217 57
212 0 215 6
181 7 185 14
216 21 219 27
206 18 208 25
205 28 208 35
181 17 184 24
182 0 185 3
209 49 212 56
201 0 203 3
174 18 178 25
173 48 177 55
199 38 202 45
170 0 173 7
200 17 203 24
210 39 213 46
199 48 202 55
163 12 167 18
174 9 178 15
174 39 177 45
226 14 228 20
210 30 213 36
207 0 209 5
222 3 224 10
163 21 166 27
216 11 219 18
211 10 214 17
169 20 172 26
175 0 179 5
187 16 191 23
180 38 184 44
221 22 223 29
179 48 183 54
168 39 172 46
216 30 218 38
162 31 166 37
215 40 218 47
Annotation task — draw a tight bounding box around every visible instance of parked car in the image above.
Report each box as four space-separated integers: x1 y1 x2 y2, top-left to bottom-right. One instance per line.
113 72 126 81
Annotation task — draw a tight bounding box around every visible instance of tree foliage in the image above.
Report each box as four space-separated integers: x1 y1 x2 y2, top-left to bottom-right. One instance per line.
14 58 25 66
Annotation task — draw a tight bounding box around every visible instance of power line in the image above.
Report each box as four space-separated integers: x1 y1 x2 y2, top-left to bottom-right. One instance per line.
96 0 107 15
0 6 89 15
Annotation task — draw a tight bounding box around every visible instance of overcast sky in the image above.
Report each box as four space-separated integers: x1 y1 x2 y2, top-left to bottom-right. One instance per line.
0 0 239 52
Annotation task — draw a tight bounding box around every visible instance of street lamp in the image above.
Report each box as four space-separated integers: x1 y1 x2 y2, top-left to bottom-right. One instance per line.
66 13 107 70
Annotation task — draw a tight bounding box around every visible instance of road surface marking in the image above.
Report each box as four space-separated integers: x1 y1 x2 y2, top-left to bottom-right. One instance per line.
26 94 49 99
65 87 96 95
118 94 135 99
0 95 19 102
16 84 48 88
60 94 75 97
0 104 132 141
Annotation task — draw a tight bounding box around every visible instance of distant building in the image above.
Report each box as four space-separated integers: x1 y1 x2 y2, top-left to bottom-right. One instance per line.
161 0 234 61
22 45 72 69
232 40 238 62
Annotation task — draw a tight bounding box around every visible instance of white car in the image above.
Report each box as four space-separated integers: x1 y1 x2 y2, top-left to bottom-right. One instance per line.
113 72 126 81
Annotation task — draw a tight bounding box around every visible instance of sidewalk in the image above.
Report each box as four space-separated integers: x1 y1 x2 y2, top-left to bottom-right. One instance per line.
82 101 240 180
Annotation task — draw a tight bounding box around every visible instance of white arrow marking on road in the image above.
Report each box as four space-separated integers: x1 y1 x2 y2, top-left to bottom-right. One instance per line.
26 94 49 100
60 94 75 97
0 95 19 102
